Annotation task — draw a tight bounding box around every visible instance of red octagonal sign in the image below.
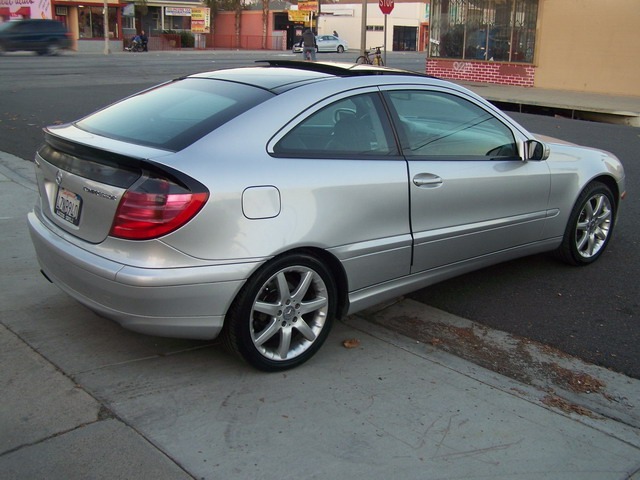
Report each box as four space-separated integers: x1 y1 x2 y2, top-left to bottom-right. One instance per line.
379 0 394 14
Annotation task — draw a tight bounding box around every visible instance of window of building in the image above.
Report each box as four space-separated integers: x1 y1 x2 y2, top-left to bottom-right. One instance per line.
78 6 118 39
429 0 538 63
164 8 192 31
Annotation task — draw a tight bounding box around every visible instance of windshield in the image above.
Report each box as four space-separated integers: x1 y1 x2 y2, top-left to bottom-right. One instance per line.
76 78 274 151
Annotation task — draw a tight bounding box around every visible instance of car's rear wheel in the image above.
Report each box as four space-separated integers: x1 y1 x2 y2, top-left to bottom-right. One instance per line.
46 42 61 56
557 181 615 265
223 253 336 371
337 45 344 53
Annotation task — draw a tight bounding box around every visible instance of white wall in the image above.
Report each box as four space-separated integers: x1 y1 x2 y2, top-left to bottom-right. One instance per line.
317 2 428 51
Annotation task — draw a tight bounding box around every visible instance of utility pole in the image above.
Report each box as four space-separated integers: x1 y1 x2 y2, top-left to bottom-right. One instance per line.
103 0 110 55
360 0 367 56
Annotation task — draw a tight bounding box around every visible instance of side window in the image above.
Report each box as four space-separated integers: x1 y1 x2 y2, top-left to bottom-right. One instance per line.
385 90 518 159
273 93 396 157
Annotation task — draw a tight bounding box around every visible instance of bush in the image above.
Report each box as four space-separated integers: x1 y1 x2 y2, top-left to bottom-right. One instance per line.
162 29 195 48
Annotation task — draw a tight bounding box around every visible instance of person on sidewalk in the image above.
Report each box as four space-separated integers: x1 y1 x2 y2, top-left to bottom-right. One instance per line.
140 30 148 51
301 28 317 61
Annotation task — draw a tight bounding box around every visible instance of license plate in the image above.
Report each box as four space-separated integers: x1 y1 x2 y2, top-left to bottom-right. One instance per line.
54 187 82 226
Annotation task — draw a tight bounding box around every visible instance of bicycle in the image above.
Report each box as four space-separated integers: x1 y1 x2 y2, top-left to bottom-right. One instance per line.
300 45 316 61
304 48 313 61
355 46 384 66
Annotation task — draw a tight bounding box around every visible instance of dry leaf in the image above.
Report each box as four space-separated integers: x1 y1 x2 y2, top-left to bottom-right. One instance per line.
342 338 360 349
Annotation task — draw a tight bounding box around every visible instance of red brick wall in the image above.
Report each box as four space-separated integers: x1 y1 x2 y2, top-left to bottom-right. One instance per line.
426 59 535 87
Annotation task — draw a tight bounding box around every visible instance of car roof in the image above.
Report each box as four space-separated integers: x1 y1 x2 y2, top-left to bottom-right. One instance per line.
0 19 65 31
189 60 435 93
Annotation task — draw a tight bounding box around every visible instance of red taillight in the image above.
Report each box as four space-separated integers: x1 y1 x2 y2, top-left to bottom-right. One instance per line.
110 176 208 240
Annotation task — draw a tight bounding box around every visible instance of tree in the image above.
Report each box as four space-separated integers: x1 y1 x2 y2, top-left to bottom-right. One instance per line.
262 0 269 49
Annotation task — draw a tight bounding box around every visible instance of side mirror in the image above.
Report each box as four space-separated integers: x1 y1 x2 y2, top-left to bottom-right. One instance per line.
523 139 550 161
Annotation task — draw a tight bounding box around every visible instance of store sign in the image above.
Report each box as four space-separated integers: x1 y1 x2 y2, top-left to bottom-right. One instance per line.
122 4 135 17
288 10 310 22
165 7 191 17
298 1 318 12
191 7 211 34
0 0 52 19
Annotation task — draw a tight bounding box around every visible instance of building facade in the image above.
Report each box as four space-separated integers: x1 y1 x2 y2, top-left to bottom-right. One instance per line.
425 0 639 96
2 0 637 97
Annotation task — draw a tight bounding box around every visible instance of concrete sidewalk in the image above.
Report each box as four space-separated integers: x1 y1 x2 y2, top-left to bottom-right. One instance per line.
1 148 639 479
459 81 640 127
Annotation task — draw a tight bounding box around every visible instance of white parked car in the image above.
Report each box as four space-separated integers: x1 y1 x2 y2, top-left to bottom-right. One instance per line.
293 34 348 53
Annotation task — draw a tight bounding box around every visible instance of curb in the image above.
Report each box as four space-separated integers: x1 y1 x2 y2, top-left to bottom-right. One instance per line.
356 298 640 447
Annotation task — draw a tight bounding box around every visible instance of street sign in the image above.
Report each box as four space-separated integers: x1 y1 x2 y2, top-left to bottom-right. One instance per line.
379 0 394 15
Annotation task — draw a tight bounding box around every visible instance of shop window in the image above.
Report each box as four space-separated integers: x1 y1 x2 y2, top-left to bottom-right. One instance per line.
78 6 118 39
393 26 418 51
429 0 538 63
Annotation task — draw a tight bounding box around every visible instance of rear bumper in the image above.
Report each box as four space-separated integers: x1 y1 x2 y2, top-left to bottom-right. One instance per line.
28 211 261 340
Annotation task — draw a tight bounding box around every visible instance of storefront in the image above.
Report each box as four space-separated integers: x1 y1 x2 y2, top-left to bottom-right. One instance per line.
129 0 203 36
0 0 49 21
426 0 539 86
51 0 124 50
0 0 124 50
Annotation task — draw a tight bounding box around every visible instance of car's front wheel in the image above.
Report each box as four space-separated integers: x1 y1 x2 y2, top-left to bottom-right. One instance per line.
337 45 345 53
223 253 336 371
557 181 616 265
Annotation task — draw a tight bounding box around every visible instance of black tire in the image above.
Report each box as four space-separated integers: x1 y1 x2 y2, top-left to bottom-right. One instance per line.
36 40 60 56
223 253 337 371
337 45 344 53
355 55 369 64
556 181 615 266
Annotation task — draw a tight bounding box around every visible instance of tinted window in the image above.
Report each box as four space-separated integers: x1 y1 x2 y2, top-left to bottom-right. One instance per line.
76 78 273 151
385 90 517 159
274 93 397 157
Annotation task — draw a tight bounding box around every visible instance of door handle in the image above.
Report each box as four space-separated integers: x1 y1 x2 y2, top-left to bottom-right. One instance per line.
413 173 443 187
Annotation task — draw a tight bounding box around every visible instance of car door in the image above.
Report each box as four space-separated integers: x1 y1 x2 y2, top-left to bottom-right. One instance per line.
317 35 334 52
382 87 551 273
270 90 412 291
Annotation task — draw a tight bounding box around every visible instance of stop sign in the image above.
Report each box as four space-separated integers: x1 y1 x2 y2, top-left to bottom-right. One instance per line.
379 0 394 14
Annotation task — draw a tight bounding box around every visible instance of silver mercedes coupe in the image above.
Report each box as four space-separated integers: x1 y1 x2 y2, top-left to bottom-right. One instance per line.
27 61 626 370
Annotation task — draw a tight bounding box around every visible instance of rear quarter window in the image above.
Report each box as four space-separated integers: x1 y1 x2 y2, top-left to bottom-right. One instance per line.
75 78 274 151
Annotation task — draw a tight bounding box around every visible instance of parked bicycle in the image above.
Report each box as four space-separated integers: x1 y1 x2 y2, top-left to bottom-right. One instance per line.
355 46 384 66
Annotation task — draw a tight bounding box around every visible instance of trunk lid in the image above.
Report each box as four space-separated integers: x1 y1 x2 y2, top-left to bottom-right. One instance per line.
34 126 173 244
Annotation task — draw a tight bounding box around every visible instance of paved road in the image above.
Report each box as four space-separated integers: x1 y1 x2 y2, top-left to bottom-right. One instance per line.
1 51 638 378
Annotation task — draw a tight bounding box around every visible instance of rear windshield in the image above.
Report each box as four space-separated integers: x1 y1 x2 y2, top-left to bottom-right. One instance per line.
75 78 274 151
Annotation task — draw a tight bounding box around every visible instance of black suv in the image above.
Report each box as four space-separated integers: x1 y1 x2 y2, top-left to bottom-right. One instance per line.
0 19 72 55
